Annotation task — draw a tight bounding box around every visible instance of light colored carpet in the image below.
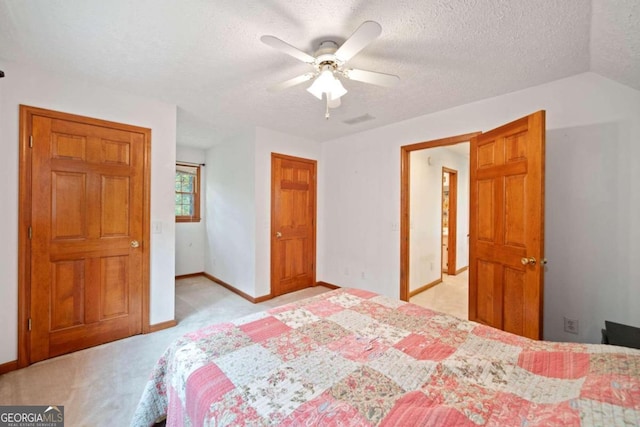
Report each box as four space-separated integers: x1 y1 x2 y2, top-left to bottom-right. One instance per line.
410 270 469 320
0 277 331 426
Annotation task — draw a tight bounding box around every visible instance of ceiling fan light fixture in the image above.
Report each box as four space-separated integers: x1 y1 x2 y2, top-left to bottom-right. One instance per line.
307 67 347 100
328 77 347 100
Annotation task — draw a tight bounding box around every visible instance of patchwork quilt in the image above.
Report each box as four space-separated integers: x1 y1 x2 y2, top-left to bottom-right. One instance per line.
132 288 640 426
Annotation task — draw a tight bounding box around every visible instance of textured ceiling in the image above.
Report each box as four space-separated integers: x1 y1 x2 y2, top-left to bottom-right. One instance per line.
0 0 638 148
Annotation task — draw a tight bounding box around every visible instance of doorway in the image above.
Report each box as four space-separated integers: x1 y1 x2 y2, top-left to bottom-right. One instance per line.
18 105 151 367
442 167 458 275
402 138 473 319
400 111 546 339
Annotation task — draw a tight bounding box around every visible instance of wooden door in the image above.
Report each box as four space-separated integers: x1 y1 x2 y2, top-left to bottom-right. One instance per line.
469 111 545 340
442 168 458 275
271 153 316 297
21 106 150 364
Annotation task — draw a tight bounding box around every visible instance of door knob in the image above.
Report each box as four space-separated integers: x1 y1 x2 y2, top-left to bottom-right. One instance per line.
276 232 282 238
521 257 536 266
130 240 140 248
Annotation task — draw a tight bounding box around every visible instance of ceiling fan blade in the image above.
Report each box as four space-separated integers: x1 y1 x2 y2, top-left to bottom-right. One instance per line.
260 35 316 64
268 73 315 92
344 68 399 87
334 21 382 63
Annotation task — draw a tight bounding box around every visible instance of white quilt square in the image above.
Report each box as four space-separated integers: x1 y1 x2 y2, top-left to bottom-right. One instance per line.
215 343 282 387
327 309 373 334
273 307 321 329
241 366 322 421
369 347 438 391
285 347 359 391
328 293 364 308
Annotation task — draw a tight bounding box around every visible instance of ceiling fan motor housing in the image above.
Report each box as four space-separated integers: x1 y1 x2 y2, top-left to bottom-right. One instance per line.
314 40 342 68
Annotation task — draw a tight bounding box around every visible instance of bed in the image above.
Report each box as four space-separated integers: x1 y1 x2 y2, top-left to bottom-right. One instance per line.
132 288 640 426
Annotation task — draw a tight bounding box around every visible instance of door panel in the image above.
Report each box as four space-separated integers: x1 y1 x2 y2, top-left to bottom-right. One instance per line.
51 171 87 239
271 154 317 297
469 111 545 340
504 175 525 246
475 260 498 326
50 260 85 330
28 111 147 363
101 176 130 236
503 267 525 335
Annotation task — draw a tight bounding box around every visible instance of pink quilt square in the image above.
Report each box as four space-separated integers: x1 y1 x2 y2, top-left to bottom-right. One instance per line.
304 300 344 317
394 333 456 361
345 288 379 299
398 303 437 318
185 364 235 425
580 373 640 409
380 391 473 427
238 316 291 342
166 385 185 427
261 329 319 361
327 334 389 363
517 351 590 379
351 300 394 319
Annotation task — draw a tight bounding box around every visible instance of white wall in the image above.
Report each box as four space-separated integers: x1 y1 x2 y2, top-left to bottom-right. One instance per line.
205 132 256 296
409 150 441 290
0 60 177 365
320 72 640 344
545 121 640 343
175 146 206 276
409 146 470 292
204 127 320 298
455 152 470 271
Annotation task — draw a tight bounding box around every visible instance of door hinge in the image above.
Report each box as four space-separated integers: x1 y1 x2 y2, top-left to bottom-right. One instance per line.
28 318 32 331
28 226 32 239
29 135 33 148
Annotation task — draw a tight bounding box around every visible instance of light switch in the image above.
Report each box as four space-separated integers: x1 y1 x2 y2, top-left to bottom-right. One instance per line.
152 221 162 234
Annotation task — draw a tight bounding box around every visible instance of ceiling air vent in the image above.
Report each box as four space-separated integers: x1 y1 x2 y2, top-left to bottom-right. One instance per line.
343 113 375 125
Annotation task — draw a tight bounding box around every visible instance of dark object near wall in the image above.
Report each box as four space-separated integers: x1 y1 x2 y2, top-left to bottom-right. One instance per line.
0 70 5 78
601 320 640 349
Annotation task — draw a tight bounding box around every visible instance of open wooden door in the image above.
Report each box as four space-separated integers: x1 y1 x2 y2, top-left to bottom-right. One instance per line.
469 111 545 340
271 153 317 297
19 106 150 365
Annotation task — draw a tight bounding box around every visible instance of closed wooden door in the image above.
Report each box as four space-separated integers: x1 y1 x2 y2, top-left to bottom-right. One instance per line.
22 106 150 364
271 153 316 297
469 111 545 340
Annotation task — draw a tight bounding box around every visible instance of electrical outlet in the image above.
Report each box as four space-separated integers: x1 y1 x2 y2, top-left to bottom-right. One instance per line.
564 317 579 334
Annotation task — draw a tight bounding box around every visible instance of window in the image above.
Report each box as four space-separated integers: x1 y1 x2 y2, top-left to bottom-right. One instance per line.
175 163 201 222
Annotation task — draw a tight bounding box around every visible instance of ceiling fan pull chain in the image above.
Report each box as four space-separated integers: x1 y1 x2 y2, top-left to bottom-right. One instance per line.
325 96 330 120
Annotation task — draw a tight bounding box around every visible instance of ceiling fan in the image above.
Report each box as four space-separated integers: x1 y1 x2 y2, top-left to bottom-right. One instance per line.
261 21 399 119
